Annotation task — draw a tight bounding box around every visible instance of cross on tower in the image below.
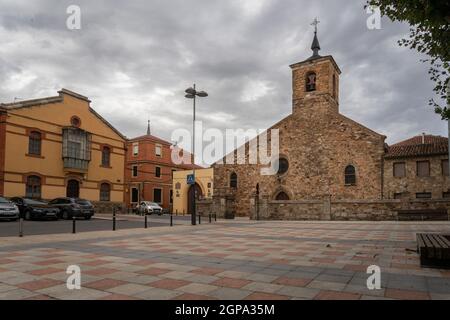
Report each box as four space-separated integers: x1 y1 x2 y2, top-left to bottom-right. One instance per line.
311 17 320 34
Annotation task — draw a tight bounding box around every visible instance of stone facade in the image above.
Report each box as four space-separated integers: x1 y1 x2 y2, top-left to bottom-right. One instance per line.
384 154 450 199
210 35 450 220
213 51 386 217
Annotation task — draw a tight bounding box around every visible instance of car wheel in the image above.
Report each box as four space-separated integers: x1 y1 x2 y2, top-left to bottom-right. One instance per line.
85 215 91 220
25 211 32 221
62 211 69 220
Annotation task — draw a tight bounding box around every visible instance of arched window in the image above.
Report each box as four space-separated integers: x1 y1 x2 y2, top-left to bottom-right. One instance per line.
275 192 290 201
277 158 289 175
230 172 238 189
100 183 111 201
26 175 41 199
102 146 111 167
28 131 42 155
306 72 317 92
345 165 356 185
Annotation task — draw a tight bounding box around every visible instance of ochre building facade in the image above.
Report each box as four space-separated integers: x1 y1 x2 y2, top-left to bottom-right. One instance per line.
0 89 126 209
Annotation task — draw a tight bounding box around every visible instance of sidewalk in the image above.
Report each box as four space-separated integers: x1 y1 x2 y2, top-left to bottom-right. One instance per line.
0 220 449 300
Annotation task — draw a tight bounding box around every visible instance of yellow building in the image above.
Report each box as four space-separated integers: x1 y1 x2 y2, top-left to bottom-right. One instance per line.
172 168 214 215
0 89 126 208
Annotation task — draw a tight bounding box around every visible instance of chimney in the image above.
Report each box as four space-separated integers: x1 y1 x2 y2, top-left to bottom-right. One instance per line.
422 133 426 144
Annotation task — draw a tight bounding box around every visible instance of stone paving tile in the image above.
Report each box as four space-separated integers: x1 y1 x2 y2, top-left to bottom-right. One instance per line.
307 280 347 291
273 276 312 287
212 278 252 289
244 273 279 283
314 290 361 300
242 282 284 294
0 288 38 300
178 283 219 295
209 287 252 300
134 288 182 300
245 292 290 300
17 278 62 291
37 285 111 300
148 279 191 290
385 288 430 300
172 293 215 300
276 286 320 299
84 279 128 291
106 283 151 296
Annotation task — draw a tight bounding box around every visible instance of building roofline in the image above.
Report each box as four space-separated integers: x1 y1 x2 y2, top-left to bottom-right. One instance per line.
1 89 127 141
290 55 342 75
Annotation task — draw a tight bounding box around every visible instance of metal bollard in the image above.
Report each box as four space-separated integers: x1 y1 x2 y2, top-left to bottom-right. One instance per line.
214 214 217 222
72 216 76 234
198 214 201 224
209 214 212 223
19 218 23 237
145 214 148 229
113 208 116 231
170 214 173 227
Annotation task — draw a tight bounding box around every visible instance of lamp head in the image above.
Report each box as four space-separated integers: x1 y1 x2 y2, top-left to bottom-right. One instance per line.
185 87 196 95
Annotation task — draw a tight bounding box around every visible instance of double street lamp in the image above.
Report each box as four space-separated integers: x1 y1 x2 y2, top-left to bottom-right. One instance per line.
185 84 208 226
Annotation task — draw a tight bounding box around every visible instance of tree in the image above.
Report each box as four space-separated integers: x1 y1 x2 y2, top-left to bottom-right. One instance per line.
366 0 450 119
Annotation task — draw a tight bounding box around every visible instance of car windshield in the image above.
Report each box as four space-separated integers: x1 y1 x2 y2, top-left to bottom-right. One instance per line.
23 199 47 205
0 197 10 203
76 199 92 205
144 202 159 206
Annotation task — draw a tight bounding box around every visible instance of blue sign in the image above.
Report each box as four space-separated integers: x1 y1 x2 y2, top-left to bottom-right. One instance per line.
187 174 195 185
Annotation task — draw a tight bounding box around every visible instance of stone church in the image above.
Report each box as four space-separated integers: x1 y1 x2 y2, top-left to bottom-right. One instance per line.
210 30 450 219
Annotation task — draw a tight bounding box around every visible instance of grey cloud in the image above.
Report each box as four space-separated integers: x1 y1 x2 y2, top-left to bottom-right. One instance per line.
0 0 447 155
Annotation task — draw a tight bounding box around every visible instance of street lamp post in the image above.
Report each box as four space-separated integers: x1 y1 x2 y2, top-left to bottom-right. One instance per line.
185 84 208 226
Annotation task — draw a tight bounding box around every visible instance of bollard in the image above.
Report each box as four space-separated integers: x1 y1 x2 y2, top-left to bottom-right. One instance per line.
145 214 148 229
113 208 116 231
170 214 173 227
214 214 217 222
19 218 23 238
209 214 212 224
72 216 76 234
198 214 201 225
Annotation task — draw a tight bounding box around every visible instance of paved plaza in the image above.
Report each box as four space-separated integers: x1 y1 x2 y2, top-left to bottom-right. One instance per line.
0 219 450 300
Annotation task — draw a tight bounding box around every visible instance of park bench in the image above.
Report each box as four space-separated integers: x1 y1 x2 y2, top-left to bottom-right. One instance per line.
416 233 450 269
397 209 449 221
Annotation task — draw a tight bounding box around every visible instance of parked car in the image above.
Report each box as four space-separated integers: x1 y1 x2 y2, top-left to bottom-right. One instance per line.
48 197 95 220
0 197 20 221
10 197 59 220
137 201 163 215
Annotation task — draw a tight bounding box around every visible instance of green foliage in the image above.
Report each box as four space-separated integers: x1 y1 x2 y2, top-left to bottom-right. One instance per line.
366 0 450 119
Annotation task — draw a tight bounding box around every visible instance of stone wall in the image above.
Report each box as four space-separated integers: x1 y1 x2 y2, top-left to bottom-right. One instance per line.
197 196 450 221
383 155 450 199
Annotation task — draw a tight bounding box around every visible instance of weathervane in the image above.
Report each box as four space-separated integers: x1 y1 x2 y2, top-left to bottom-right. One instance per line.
311 17 320 34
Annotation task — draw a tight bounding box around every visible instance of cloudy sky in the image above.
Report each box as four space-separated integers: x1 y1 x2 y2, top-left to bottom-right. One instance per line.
0 0 447 159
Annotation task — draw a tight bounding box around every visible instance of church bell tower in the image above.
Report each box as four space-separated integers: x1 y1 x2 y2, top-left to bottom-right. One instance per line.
290 19 341 114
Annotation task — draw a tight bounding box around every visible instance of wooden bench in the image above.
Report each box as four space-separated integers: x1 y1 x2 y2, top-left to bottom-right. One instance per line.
416 233 450 269
398 209 449 221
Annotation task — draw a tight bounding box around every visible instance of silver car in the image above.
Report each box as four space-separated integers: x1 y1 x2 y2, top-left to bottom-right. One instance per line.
137 201 163 215
0 197 20 221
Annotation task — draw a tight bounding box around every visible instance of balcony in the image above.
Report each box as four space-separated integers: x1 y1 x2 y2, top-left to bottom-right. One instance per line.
62 128 91 172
